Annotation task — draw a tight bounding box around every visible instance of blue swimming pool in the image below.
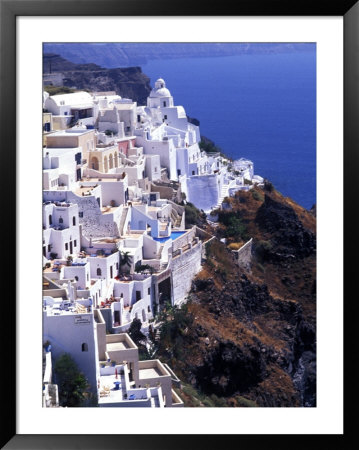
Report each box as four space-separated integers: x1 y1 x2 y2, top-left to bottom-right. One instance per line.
153 231 186 244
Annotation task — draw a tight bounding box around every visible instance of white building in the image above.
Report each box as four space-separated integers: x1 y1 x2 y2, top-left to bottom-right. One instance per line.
43 147 83 191
97 331 183 407
44 91 95 128
43 201 81 260
135 79 231 212
43 296 100 394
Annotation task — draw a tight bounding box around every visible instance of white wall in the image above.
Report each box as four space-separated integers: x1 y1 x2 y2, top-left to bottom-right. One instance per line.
186 174 220 212
43 311 99 394
171 242 202 305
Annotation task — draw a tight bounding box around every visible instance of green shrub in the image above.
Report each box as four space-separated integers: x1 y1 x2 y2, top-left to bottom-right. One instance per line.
235 396 258 407
184 202 205 227
54 353 88 407
44 85 76 96
251 190 264 202
255 240 273 262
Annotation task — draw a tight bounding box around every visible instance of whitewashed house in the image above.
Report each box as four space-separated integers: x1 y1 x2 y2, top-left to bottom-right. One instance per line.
43 201 81 260
44 91 95 129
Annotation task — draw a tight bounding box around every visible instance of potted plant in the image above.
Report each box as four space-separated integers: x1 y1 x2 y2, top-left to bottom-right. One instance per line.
66 255 73 266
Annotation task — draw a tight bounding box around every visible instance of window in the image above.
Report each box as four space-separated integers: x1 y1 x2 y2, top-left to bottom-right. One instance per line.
192 171 195 175
81 343 88 352
65 243 68 251
97 268 102 276
148 306 151 313
59 217 63 224
73 217 76 226
49 215 52 225
74 240 77 247
177 169 181 176
79 211 83 218
163 101 166 107
164 115 167 120
47 244 51 252
148 288 150 295
136 291 141 301
75 276 79 281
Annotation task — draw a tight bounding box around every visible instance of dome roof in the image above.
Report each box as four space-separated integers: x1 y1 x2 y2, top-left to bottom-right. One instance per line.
149 87 172 98
149 78 172 98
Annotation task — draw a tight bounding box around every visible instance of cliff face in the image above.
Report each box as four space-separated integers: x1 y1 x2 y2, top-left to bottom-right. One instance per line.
155 185 316 407
43 54 152 105
43 43 314 68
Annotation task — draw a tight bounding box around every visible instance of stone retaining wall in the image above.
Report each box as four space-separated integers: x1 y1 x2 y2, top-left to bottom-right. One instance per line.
232 238 253 269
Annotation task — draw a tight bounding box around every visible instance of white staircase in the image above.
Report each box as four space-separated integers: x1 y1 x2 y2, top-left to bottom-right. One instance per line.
214 184 229 209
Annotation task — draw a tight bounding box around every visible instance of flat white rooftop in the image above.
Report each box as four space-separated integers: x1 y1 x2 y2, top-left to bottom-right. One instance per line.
138 367 163 378
106 341 131 351
48 129 93 137
43 147 80 157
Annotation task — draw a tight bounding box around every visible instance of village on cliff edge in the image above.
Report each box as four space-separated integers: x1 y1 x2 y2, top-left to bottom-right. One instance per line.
42 78 264 408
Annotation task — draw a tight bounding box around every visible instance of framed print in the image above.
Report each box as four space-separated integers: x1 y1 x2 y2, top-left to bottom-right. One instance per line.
1 0 357 448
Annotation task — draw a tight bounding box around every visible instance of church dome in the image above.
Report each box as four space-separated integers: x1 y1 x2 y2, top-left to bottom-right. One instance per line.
149 78 172 98
150 87 171 98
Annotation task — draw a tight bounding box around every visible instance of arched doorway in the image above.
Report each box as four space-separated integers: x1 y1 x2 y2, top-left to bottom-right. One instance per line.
91 157 99 170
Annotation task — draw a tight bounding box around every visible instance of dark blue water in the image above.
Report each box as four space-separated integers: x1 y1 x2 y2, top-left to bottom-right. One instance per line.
142 51 316 209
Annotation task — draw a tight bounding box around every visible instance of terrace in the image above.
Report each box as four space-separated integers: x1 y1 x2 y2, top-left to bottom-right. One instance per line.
138 359 170 380
74 184 97 197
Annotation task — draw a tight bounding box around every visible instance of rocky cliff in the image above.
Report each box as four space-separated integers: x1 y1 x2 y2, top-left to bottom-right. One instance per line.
43 54 152 105
43 43 314 68
154 184 316 407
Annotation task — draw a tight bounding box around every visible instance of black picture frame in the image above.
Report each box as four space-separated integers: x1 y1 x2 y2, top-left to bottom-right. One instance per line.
1 0 357 448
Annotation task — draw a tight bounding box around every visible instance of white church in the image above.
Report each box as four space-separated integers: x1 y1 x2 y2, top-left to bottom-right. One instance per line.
134 78 239 212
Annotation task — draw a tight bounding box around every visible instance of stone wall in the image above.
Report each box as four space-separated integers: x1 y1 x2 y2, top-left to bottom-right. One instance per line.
171 241 202 305
172 227 196 253
232 238 253 269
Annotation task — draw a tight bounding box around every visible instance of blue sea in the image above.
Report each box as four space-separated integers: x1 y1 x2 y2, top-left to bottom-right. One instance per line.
142 50 316 209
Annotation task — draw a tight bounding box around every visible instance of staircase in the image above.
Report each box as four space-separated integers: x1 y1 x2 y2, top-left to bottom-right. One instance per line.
214 184 229 209
171 209 182 228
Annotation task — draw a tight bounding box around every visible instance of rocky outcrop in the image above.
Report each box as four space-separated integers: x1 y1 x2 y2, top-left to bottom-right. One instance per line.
255 194 316 261
43 54 152 105
155 187 316 407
